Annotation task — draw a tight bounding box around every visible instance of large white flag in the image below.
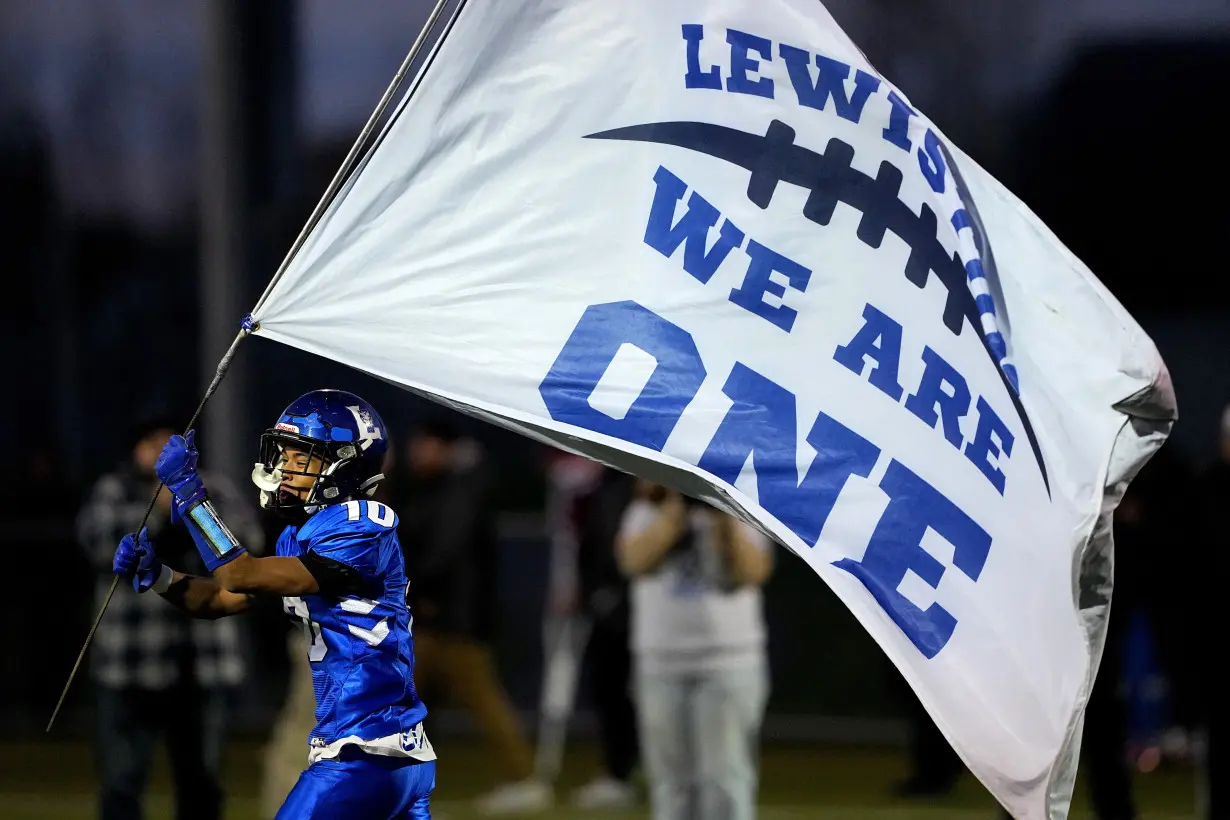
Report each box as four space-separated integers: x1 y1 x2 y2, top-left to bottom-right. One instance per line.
248 1 1175 816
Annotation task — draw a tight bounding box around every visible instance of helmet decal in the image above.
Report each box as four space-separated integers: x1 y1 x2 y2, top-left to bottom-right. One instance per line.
346 404 384 452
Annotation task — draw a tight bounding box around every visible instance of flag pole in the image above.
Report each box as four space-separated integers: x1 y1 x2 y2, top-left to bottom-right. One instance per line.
46 323 254 732
251 0 455 317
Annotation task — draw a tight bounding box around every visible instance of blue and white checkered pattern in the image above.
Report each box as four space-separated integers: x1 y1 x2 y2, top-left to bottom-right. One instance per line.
949 206 1019 393
77 466 264 689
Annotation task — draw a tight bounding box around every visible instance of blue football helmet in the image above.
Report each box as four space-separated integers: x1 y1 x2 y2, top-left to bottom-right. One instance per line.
251 389 390 517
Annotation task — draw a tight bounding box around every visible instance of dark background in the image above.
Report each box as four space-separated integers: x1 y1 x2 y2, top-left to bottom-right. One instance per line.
2 0 1227 753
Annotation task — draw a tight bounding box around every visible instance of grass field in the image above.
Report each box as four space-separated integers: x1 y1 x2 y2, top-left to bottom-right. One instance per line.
0 738 1200 819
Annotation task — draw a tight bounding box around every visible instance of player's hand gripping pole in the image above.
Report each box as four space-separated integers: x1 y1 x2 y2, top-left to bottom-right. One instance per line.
46 321 255 732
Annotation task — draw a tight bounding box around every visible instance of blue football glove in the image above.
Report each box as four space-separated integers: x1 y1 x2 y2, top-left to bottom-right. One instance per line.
113 527 165 594
155 430 207 509
156 430 246 573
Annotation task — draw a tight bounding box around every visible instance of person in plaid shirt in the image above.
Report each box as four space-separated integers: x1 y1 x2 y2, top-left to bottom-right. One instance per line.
77 418 262 820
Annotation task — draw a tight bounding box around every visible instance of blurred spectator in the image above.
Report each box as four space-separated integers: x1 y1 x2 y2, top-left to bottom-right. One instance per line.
76 418 262 820
542 452 640 809
386 415 549 815
617 481 774 820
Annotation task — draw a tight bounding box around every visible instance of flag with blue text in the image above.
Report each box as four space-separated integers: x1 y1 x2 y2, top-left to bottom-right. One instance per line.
249 2 1176 816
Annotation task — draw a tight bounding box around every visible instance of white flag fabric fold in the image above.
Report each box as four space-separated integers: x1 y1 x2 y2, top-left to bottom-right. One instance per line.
249 2 1175 817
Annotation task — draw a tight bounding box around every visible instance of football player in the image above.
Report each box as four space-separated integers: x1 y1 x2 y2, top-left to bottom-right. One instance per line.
113 389 434 819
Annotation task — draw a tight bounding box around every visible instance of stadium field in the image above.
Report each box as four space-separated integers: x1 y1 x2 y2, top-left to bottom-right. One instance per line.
0 738 1199 819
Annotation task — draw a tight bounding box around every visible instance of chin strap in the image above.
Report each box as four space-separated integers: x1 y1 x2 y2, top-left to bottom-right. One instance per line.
358 473 385 497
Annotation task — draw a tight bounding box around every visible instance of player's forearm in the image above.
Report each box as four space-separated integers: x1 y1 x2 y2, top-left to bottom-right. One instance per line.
161 572 253 619
212 552 320 596
175 497 314 597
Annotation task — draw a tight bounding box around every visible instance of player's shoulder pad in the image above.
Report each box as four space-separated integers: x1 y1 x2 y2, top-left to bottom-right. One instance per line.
274 524 300 557
298 500 400 545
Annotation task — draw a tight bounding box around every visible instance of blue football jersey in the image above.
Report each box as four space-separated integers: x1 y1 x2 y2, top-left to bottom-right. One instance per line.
275 499 433 763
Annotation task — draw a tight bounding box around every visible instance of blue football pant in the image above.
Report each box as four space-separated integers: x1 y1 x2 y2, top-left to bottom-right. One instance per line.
276 753 435 819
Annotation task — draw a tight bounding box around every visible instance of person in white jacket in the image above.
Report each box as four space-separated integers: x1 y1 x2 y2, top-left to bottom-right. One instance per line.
616 481 774 820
